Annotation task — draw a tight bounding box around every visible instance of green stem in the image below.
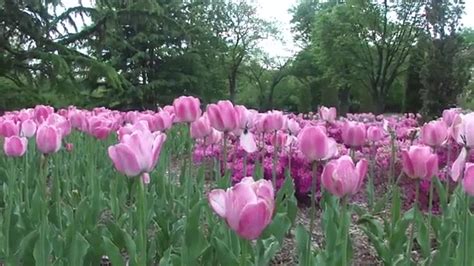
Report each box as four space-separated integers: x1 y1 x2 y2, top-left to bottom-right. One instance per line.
464 194 470 266
308 161 319 262
367 143 375 210
427 178 434 263
240 240 248 266
137 178 147 265
406 180 420 259
341 196 349 266
389 133 396 188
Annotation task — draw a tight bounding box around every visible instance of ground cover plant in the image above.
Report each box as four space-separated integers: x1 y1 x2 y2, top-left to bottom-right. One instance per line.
0 98 474 265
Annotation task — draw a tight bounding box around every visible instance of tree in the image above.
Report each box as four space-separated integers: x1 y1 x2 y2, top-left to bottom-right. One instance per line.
212 0 275 103
0 0 122 109
312 0 424 113
420 0 470 119
245 52 291 110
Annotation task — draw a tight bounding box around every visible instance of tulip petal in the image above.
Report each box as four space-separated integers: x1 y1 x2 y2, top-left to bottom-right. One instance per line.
452 147 467 182
108 144 141 177
208 189 227 218
237 200 271 240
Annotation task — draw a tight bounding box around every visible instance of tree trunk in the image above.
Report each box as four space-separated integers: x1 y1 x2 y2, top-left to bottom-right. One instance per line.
228 75 236 103
375 94 386 114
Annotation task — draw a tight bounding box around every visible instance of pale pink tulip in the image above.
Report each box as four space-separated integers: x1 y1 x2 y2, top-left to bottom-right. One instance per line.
298 126 337 161
36 124 62 154
321 156 368 197
401 145 438 179
173 96 201 123
4 136 28 157
341 121 366 147
420 120 448 147
319 106 337 123
208 177 274 240
21 119 37 138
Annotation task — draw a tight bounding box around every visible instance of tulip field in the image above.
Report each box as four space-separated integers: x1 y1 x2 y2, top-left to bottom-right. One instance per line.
1 97 474 265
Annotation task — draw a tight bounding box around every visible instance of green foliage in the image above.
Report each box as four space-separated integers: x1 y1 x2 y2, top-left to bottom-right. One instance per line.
421 1 472 119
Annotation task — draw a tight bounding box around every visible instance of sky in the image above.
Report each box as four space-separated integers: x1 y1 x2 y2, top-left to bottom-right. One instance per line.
62 0 474 58
256 0 474 57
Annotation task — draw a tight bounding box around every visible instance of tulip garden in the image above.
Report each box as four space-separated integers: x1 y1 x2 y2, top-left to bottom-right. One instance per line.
0 97 474 265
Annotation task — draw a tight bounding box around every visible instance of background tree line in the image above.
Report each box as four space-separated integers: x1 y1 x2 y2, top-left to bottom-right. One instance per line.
1 0 473 118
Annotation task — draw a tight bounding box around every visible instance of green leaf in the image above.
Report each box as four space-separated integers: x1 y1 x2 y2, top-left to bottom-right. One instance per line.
256 236 281 266
262 212 292 245
213 237 239 266
295 224 310 266
102 236 125 266
68 232 90 266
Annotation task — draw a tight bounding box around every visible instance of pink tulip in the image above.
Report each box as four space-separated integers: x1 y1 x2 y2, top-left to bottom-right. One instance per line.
21 119 37 138
173 96 202 123
36 124 62 154
271 132 288 150
206 100 239 132
298 126 337 161
208 177 274 240
366 126 384 142
108 129 166 180
65 143 74 152
69 110 89 131
88 116 114 140
155 111 173 131
0 119 20 137
462 163 474 196
46 114 72 137
190 114 212 139
442 108 460 127
205 129 223 145
401 145 438 179
117 121 150 142
420 120 448 147
319 106 337 123
4 136 28 157
34 105 54 123
262 111 284 132
341 121 366 147
321 156 368 197
285 118 301 136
